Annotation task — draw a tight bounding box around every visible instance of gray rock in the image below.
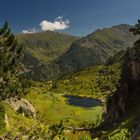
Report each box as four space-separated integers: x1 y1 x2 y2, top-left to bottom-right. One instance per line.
5 98 36 119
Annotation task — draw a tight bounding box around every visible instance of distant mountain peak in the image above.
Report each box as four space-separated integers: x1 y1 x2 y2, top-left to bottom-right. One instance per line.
112 24 133 29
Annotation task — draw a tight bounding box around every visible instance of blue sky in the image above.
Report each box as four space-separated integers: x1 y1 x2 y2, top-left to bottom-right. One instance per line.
0 0 140 36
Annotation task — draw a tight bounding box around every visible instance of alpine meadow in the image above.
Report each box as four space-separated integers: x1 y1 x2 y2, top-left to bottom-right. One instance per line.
0 0 140 140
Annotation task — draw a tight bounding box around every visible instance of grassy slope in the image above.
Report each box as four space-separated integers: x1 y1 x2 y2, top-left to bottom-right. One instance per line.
1 63 121 138
0 101 35 136
25 86 103 127
0 63 133 139
16 24 136 81
17 31 78 65
16 31 78 81
94 105 140 140
53 24 136 77
51 64 121 102
0 83 102 139
0 62 139 139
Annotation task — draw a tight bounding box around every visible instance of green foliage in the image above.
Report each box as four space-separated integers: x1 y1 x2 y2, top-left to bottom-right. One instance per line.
95 64 121 98
48 120 65 140
108 129 131 140
17 31 78 81
17 31 77 65
128 19 140 61
97 20 140 140
0 102 5 130
26 88 103 127
52 64 121 101
80 135 92 140
98 107 140 140
17 24 135 81
26 123 48 140
48 24 135 80
0 21 30 100
130 19 140 35
106 50 126 65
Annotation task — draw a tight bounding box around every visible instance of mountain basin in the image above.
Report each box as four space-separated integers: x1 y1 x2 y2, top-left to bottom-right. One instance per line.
64 95 101 108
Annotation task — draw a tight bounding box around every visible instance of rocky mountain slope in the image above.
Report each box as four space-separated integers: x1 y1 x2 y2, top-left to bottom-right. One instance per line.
105 44 140 124
17 24 136 81
94 40 140 140
53 24 136 75
16 31 78 80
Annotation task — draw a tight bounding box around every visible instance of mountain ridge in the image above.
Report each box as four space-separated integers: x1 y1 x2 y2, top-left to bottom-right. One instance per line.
17 24 137 81
16 31 78 80
49 24 137 79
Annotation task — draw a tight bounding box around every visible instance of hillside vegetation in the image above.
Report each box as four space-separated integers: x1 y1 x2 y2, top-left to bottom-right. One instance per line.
0 20 140 140
93 22 140 140
50 64 121 102
17 24 136 81
16 31 78 80
51 24 136 78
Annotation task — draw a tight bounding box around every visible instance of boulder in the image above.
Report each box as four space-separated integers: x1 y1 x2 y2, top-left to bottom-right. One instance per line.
5 98 36 119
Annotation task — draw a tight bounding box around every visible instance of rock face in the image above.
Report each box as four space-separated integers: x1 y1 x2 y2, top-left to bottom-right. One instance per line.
17 25 136 81
53 24 136 78
130 61 140 81
5 98 36 119
104 45 140 123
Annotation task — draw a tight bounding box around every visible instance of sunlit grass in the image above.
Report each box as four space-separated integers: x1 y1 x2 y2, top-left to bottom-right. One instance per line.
25 87 103 127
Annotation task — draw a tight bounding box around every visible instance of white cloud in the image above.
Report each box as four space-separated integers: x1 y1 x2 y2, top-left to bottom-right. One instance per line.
22 28 37 34
40 16 70 31
21 16 70 33
55 16 63 20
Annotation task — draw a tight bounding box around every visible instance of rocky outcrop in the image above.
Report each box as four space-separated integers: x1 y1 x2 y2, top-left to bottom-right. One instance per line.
5 98 36 119
130 61 140 81
104 45 140 124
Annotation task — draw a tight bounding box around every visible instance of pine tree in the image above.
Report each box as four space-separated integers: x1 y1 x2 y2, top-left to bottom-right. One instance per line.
130 19 140 35
129 20 140 60
0 21 29 100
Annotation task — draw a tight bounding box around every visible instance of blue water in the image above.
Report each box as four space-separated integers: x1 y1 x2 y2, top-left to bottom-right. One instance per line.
64 95 101 108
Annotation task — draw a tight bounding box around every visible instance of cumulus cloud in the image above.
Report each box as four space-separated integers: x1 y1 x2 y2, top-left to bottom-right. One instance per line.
40 16 70 31
22 28 37 34
21 16 70 34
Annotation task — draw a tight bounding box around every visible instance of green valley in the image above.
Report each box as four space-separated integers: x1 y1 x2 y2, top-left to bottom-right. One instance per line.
0 18 140 140
17 31 78 81
17 24 136 81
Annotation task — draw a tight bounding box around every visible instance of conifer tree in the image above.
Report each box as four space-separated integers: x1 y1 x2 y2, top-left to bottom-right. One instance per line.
130 19 140 35
0 21 29 100
129 20 140 60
